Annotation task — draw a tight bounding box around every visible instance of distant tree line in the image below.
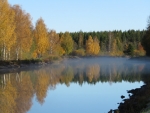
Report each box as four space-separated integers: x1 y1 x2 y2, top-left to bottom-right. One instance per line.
0 0 149 61
69 30 146 56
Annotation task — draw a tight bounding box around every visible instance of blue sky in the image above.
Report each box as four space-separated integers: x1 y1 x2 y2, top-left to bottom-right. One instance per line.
8 0 150 33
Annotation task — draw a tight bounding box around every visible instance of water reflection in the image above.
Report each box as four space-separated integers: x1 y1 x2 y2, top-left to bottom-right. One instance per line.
0 57 150 113
0 73 34 113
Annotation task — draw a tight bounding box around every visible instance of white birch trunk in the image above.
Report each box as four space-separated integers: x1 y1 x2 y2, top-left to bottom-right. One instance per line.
5 51 7 60
16 51 19 60
16 47 20 60
3 44 6 60
1 48 3 60
8 50 10 60
20 48 22 60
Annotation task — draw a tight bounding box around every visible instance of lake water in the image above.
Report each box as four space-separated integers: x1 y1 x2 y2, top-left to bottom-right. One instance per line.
0 57 150 113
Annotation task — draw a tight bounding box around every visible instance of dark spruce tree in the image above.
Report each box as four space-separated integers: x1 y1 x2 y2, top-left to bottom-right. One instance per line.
124 44 134 56
142 16 150 56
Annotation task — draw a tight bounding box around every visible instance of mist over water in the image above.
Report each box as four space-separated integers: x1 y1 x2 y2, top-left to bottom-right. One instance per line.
0 57 150 113
62 57 150 78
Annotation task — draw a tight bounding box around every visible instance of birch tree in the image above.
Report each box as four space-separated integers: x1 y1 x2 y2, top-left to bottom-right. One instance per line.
48 30 64 56
61 32 74 55
86 35 100 55
34 18 49 58
0 0 16 60
86 35 93 55
93 36 100 55
12 5 33 60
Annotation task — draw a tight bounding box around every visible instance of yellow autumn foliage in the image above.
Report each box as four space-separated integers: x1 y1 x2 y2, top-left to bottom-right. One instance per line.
12 5 33 60
86 36 100 55
0 81 17 113
34 18 49 58
0 0 16 60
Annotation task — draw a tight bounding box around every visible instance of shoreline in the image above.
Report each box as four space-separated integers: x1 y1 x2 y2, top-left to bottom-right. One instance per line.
110 82 150 113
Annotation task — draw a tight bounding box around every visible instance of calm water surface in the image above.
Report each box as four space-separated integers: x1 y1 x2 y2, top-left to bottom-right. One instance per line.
0 57 150 113
29 82 143 113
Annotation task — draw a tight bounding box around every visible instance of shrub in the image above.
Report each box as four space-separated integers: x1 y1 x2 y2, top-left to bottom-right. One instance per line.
72 49 85 56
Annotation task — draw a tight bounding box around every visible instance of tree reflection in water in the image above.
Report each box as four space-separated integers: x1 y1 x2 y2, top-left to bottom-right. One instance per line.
0 57 150 113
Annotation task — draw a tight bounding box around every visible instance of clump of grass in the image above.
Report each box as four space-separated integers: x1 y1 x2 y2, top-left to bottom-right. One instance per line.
72 48 85 56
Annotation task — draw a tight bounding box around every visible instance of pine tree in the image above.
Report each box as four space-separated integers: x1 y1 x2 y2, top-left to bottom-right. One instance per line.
142 16 150 56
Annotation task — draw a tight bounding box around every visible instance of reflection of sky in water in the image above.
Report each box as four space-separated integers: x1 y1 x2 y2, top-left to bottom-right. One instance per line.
1 57 149 113
29 81 143 113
